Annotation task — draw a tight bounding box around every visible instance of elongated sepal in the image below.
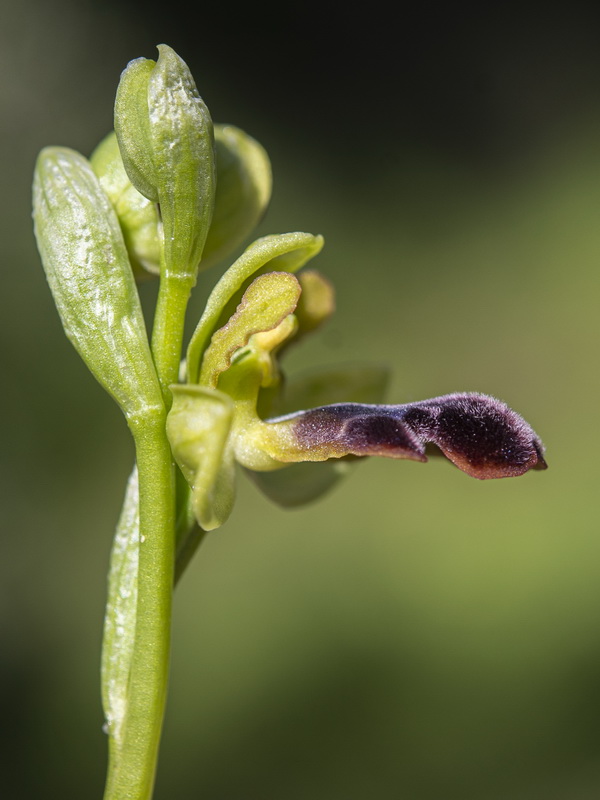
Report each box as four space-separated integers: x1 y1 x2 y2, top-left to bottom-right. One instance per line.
272 363 390 416
187 231 324 383
91 132 161 280
115 45 216 281
33 147 162 419
167 385 235 531
240 393 547 479
245 459 356 508
200 272 301 387
114 57 158 201
201 124 272 270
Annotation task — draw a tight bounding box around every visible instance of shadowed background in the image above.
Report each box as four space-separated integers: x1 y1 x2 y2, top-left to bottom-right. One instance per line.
2 2 600 798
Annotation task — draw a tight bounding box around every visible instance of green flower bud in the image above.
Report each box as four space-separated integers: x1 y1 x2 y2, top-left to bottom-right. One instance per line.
90 132 161 280
90 123 271 281
293 270 335 338
115 44 215 282
33 146 162 421
201 124 272 271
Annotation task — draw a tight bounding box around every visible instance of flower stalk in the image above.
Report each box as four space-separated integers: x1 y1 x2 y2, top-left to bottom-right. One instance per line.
103 413 175 800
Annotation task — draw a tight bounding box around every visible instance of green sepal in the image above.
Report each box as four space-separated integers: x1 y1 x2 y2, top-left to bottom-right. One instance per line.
273 363 390 415
248 364 390 507
244 459 356 508
114 57 158 202
199 271 301 388
90 132 161 280
167 385 235 531
187 231 324 383
33 146 162 421
201 124 272 270
115 45 216 282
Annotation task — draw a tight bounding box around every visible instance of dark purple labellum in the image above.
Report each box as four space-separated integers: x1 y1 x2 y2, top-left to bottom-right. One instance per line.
269 393 546 479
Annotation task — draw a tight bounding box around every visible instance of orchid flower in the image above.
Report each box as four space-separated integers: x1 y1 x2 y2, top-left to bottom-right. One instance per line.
167 232 547 532
33 44 547 800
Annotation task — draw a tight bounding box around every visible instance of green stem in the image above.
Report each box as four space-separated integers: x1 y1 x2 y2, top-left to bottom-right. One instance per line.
103 413 175 800
151 273 195 403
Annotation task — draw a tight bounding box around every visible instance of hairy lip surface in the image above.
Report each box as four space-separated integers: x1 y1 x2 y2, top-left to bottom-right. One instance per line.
267 393 547 479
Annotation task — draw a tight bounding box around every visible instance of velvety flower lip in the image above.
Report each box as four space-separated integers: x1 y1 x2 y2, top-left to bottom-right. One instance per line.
264 392 547 479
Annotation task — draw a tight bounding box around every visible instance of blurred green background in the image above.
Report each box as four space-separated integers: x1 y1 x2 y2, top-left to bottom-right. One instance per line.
2 2 600 798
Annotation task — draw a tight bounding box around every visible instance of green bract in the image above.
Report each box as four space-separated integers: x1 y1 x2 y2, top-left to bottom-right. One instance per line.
102 468 139 745
32 146 162 421
115 44 215 282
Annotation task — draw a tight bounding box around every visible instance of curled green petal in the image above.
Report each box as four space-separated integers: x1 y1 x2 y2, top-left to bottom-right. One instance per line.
187 231 324 383
33 146 162 420
90 131 161 280
167 385 235 531
201 124 272 271
199 271 301 388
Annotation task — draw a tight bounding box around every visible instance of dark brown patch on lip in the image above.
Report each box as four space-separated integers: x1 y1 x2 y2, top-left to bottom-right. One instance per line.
406 393 547 479
292 405 425 461
292 407 349 448
341 414 426 460
278 393 546 479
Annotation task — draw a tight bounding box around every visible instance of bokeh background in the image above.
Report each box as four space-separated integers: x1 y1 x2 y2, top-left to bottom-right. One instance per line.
2 2 600 798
